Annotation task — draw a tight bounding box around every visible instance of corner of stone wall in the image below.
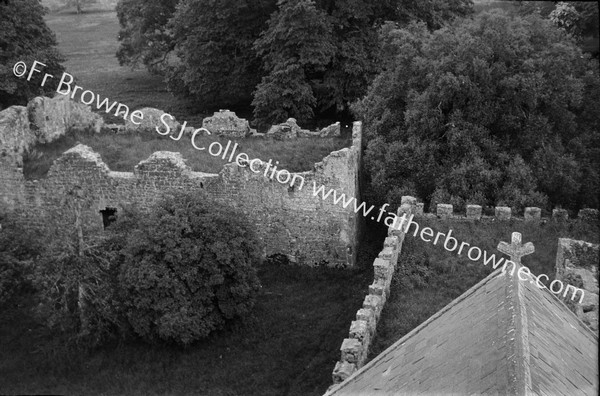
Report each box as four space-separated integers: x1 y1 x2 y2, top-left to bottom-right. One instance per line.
555 238 599 332
330 196 415 385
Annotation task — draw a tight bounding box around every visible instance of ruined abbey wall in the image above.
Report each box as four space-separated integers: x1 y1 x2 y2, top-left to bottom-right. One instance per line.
0 98 363 267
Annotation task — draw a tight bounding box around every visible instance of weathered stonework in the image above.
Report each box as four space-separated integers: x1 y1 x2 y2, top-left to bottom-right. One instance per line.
553 208 569 221
0 100 363 268
27 95 104 140
578 208 599 223
202 110 251 138
555 238 599 332
415 203 424 216
524 207 541 221
266 118 309 140
466 205 482 220
495 206 511 221
0 106 35 167
437 204 453 219
0 95 103 169
318 122 341 137
414 202 597 224
331 197 415 384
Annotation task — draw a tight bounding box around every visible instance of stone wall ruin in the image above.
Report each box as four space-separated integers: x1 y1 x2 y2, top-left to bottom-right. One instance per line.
555 238 599 332
0 97 363 267
331 196 416 384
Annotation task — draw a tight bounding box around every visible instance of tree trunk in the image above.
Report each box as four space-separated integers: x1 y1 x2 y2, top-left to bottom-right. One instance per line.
74 200 89 332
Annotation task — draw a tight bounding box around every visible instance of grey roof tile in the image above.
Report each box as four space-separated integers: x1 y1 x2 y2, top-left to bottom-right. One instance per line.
325 267 598 396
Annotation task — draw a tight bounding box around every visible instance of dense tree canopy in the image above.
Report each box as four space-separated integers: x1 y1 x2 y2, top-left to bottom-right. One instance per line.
354 10 600 213
252 0 335 127
167 0 277 108
116 0 179 73
0 0 65 109
116 0 473 125
118 191 262 345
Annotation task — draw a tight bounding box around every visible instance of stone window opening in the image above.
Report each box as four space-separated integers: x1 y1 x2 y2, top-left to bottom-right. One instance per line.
100 207 118 229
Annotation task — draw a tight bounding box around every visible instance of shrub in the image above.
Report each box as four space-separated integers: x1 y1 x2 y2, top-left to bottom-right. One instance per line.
30 190 262 346
0 220 40 306
117 191 262 345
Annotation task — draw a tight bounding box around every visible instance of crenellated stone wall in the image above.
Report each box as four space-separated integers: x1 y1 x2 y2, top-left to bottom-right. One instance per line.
0 100 363 268
413 202 599 223
330 196 416 384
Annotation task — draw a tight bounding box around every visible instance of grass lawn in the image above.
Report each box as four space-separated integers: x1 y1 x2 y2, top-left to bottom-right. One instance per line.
43 9 223 127
368 217 600 360
0 229 386 396
23 130 351 180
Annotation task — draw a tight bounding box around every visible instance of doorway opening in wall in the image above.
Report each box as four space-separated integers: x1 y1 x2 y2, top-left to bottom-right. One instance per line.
100 207 118 229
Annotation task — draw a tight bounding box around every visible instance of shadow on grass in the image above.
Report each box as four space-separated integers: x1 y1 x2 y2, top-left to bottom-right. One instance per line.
0 225 385 396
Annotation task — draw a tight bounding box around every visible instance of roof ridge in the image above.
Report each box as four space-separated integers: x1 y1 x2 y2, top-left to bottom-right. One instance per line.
504 266 532 396
325 267 507 395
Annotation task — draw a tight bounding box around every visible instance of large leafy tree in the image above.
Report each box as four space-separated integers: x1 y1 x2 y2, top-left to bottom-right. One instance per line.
116 0 179 74
31 189 262 346
252 0 335 128
166 0 277 109
253 0 473 126
115 0 472 121
0 0 65 109
354 10 600 212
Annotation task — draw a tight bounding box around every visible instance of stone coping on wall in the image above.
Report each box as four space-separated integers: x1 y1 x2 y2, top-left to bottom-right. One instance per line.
330 196 415 385
413 203 598 223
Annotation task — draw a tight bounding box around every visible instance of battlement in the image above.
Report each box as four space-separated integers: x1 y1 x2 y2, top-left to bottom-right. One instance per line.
330 196 416 385
414 202 598 223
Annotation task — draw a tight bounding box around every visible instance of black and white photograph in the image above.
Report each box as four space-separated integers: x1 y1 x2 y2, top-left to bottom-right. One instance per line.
0 0 598 395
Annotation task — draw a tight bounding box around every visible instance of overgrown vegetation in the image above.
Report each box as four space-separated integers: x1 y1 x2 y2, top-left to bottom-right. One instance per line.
0 217 41 306
0 0 65 109
28 190 263 346
369 217 600 359
115 0 473 127
0 209 382 395
22 129 351 180
356 10 600 214
116 192 262 345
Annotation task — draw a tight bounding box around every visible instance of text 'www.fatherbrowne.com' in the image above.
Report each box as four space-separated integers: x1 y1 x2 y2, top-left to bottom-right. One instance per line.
13 59 585 305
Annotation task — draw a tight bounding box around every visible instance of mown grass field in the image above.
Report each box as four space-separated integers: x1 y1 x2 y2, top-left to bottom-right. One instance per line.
44 9 216 127
368 217 600 360
0 226 388 396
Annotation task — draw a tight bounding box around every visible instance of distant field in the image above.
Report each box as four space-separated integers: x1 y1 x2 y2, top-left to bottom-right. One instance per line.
23 130 352 179
44 10 211 127
369 217 599 360
473 0 518 14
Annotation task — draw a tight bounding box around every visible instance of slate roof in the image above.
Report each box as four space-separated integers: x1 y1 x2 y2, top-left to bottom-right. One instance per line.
325 266 598 396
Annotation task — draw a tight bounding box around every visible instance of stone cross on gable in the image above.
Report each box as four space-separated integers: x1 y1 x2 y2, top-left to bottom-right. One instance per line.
497 232 535 264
